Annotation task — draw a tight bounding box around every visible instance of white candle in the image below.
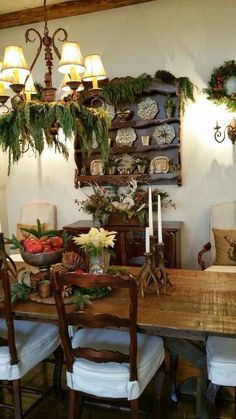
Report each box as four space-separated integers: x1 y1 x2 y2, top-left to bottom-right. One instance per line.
148 187 153 236
157 194 163 243
145 227 150 253
0 221 2 233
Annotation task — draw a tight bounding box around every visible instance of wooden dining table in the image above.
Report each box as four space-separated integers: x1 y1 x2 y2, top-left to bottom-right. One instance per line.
3 267 236 418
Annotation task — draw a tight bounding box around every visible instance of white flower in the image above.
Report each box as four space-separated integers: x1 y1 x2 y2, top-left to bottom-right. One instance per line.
73 228 117 249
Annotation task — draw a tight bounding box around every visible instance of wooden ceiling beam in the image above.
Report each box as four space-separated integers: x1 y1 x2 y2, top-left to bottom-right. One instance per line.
0 0 155 30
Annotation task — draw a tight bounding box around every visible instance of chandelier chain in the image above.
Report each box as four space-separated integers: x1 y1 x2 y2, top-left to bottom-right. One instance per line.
43 0 49 36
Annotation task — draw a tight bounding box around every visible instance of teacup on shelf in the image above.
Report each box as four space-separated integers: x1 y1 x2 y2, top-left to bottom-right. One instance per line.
141 135 150 146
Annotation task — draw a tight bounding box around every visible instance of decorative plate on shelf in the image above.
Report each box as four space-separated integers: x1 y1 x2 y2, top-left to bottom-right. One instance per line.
137 97 159 120
90 159 104 175
101 103 116 121
153 123 176 145
149 156 170 174
115 127 136 147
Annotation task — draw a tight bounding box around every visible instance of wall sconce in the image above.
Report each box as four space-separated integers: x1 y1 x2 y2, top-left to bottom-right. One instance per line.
214 118 236 145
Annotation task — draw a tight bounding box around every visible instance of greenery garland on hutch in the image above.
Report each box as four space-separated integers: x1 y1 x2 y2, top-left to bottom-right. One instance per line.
74 70 196 188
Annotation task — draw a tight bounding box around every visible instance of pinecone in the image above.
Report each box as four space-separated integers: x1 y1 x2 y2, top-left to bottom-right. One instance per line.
50 263 67 274
155 70 176 85
62 251 86 272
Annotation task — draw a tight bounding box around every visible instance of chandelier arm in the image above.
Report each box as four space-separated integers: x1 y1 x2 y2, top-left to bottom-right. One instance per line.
25 28 43 73
51 28 68 60
214 125 227 143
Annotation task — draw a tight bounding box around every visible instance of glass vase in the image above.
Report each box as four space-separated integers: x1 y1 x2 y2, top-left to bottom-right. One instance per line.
88 250 104 275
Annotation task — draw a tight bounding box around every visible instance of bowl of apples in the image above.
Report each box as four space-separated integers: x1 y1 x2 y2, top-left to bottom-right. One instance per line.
20 235 65 269
9 220 71 271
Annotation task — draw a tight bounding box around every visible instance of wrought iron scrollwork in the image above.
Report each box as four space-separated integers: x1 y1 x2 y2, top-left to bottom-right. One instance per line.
52 28 68 60
25 28 43 74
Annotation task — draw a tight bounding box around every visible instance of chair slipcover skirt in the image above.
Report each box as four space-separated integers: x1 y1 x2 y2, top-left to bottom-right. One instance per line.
0 319 60 380
67 328 164 400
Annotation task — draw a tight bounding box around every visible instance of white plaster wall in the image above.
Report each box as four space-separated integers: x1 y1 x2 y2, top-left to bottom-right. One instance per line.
1 0 236 268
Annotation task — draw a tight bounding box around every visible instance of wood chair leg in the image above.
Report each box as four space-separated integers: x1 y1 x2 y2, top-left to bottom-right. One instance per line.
130 398 139 419
69 389 80 419
150 362 166 419
169 350 179 403
206 381 220 419
53 345 64 398
13 379 23 419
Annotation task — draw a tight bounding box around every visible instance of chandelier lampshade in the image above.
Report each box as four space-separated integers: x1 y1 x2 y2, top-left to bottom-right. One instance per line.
2 45 30 85
58 42 85 77
0 62 10 95
83 54 107 89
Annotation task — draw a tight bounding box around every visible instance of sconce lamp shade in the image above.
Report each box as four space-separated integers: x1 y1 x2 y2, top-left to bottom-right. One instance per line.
61 74 84 92
83 54 107 81
2 45 30 84
24 74 37 94
58 42 85 76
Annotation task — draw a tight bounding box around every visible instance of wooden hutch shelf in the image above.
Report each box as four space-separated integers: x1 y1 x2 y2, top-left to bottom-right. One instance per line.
74 171 181 188
74 78 182 188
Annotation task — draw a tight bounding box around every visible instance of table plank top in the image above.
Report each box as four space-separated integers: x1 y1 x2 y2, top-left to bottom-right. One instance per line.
2 268 236 340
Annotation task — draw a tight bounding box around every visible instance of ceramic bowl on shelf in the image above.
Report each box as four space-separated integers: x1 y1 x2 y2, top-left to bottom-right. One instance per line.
116 109 132 120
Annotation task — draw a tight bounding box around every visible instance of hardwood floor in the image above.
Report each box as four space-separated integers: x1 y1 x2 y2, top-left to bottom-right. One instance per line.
1 357 235 418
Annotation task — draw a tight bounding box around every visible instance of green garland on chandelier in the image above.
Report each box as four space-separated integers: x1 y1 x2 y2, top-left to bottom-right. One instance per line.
0 101 110 174
205 60 236 111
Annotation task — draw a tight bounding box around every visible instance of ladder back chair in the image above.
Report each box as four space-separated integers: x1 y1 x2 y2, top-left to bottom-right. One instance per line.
0 234 63 419
52 272 165 419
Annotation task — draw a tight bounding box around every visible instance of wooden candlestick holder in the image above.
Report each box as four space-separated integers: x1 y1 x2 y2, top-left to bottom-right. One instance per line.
137 236 171 296
138 251 159 297
154 241 172 293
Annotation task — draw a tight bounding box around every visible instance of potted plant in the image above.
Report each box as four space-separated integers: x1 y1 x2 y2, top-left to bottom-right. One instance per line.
135 157 149 174
105 158 121 175
165 95 176 118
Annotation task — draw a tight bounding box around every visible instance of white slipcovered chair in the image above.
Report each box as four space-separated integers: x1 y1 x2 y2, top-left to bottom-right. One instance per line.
197 204 236 416
198 202 236 272
0 246 62 418
19 202 57 229
206 336 236 418
52 271 165 419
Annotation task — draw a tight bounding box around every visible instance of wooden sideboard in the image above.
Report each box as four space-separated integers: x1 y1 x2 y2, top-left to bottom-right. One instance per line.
63 220 182 268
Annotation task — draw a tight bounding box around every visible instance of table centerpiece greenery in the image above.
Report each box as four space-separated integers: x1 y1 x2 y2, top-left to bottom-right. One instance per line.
75 180 175 227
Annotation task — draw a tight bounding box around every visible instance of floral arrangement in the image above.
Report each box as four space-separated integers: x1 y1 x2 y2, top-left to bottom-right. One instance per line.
73 227 117 258
205 60 236 111
75 180 175 226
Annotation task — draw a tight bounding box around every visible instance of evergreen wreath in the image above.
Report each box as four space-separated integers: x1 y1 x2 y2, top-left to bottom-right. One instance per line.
205 60 236 111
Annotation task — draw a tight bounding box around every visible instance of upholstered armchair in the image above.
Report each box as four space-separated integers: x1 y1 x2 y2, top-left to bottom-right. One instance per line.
198 203 236 272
